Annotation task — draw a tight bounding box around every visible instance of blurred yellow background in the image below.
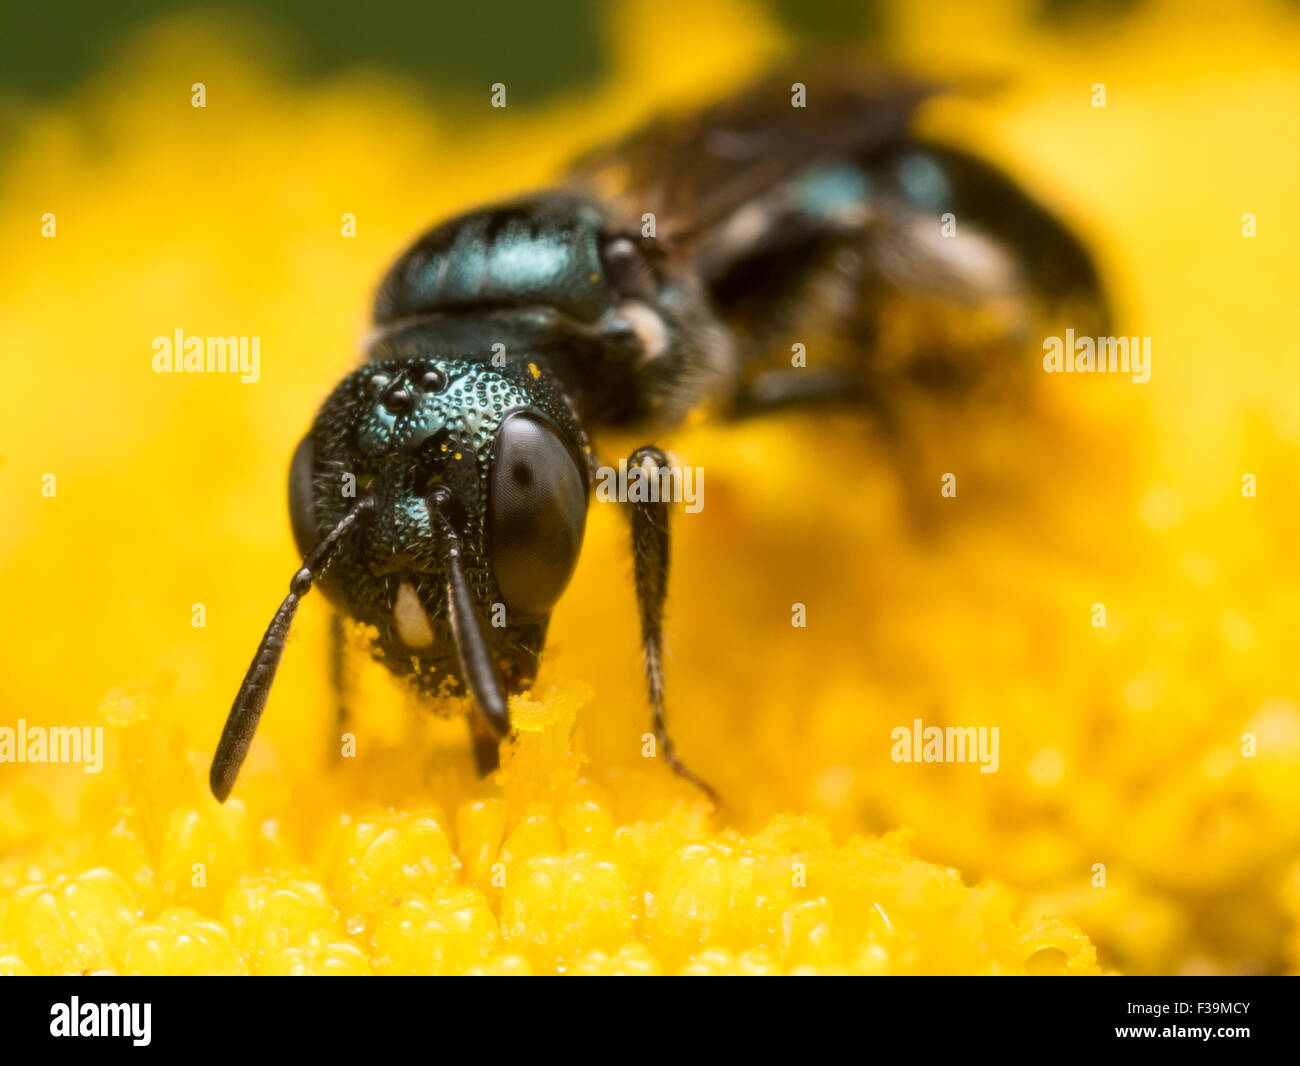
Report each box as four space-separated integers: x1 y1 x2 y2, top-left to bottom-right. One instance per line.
1 0 1299 974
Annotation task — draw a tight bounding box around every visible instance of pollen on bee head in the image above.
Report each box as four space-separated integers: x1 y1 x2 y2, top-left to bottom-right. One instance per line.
528 362 542 379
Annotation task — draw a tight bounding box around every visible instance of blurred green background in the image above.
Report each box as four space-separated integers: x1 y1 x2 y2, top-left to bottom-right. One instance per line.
1 0 1148 104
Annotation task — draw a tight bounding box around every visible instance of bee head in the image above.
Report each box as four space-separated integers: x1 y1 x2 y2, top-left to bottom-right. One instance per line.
291 325 590 715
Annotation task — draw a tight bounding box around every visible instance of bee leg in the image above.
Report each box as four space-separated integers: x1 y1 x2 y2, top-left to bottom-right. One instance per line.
626 445 720 808
469 714 501 777
725 369 904 445
725 367 862 420
329 611 351 764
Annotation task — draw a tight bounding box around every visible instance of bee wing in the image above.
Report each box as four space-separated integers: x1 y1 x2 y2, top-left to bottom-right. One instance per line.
567 61 1110 417
566 61 938 248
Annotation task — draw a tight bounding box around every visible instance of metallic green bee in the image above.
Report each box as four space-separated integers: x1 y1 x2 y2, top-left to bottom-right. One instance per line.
210 67 1106 803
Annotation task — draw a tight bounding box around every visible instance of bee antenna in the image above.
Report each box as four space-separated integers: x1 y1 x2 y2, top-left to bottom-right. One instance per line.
429 488 510 740
209 495 376 803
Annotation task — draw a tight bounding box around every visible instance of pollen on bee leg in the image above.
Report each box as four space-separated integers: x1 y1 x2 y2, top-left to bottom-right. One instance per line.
394 581 434 648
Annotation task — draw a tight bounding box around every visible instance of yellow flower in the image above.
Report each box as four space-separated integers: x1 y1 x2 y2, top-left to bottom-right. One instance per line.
1 0 1298 975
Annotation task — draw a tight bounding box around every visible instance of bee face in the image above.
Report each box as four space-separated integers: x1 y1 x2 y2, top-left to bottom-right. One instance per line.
290 345 589 698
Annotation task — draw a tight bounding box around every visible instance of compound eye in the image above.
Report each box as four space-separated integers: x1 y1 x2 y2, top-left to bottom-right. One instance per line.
287 435 317 559
488 413 587 617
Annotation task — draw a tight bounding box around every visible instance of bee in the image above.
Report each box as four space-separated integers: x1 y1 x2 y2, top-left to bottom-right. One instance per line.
209 66 1106 803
